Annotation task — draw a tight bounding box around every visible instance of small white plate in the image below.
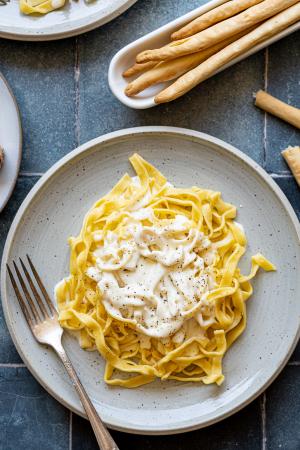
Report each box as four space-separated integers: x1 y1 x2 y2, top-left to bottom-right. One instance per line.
108 0 300 109
1 127 300 434
0 73 22 213
0 0 138 41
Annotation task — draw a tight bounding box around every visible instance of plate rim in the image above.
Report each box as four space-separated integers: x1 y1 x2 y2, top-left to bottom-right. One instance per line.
1 126 300 434
0 72 22 213
0 0 138 41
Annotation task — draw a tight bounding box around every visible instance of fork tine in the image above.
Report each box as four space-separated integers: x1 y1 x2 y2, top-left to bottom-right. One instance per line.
13 261 41 323
19 258 50 319
7 264 35 327
26 255 57 316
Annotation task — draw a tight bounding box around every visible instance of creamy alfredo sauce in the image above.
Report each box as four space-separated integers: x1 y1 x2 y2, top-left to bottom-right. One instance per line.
87 206 217 341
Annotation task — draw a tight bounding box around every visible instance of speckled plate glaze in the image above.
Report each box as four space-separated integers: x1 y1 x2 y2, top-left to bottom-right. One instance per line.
0 72 22 213
1 127 300 435
0 0 138 41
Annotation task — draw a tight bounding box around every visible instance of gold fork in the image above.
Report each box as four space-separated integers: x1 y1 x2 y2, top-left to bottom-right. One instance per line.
7 255 119 450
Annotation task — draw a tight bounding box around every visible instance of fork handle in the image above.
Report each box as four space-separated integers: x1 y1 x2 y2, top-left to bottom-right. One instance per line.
54 343 119 450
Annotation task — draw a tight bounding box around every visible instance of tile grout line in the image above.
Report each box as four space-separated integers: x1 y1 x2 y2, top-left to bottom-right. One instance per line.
288 361 300 366
69 411 73 450
260 392 267 450
74 36 81 148
262 47 269 170
0 363 26 367
19 171 45 177
270 172 293 178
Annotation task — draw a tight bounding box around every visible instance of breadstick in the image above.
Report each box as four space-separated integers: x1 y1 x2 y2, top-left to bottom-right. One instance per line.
155 3 300 104
123 61 157 78
171 0 263 40
137 0 299 63
123 41 176 77
282 146 300 186
125 28 255 96
255 90 300 129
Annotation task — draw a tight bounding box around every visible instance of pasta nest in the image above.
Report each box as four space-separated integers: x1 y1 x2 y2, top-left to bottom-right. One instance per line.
56 154 275 388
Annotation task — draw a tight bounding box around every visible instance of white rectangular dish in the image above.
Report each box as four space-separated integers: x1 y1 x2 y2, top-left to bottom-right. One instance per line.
108 0 300 109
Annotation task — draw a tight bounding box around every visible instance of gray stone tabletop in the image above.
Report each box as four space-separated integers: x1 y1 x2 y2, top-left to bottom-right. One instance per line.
0 1 299 449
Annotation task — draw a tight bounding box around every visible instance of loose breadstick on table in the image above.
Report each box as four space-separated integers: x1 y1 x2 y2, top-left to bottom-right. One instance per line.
125 28 255 96
255 90 300 129
154 3 300 104
137 0 299 63
171 0 263 40
282 146 300 186
123 61 157 78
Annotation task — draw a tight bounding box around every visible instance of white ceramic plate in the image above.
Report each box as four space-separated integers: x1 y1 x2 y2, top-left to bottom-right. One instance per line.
0 73 22 213
1 127 300 434
0 0 138 41
109 0 300 109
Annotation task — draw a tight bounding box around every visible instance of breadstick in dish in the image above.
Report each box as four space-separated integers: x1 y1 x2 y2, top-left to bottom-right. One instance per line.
255 90 300 129
137 0 299 63
123 61 157 78
171 0 263 40
125 28 255 96
154 3 300 104
282 146 300 186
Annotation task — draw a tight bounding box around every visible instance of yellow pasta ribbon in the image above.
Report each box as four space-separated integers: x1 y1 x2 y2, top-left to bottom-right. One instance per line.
56 153 276 388
20 0 65 15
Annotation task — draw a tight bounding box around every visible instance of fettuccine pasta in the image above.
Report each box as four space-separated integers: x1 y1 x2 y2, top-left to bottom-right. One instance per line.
56 154 275 388
20 0 65 15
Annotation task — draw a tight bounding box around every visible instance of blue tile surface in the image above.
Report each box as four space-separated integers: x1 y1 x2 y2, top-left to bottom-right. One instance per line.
72 399 262 450
0 367 69 450
0 0 299 448
265 32 300 173
0 40 76 173
266 366 300 450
